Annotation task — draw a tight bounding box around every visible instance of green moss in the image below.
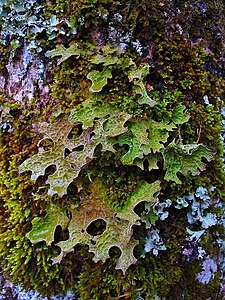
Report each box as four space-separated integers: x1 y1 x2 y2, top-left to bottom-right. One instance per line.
77 246 220 300
44 0 119 29
0 43 10 71
1 1 225 299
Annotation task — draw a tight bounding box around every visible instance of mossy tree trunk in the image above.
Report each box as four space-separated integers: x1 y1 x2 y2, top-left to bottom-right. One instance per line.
0 1 225 299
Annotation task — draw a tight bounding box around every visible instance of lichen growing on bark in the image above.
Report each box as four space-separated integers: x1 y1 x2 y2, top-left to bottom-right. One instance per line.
0 1 225 299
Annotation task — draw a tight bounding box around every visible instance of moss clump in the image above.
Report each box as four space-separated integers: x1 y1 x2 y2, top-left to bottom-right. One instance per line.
0 43 10 71
85 150 144 211
44 0 120 30
50 57 92 111
77 243 220 300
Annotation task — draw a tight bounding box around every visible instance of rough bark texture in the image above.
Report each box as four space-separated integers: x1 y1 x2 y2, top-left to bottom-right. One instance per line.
0 45 50 104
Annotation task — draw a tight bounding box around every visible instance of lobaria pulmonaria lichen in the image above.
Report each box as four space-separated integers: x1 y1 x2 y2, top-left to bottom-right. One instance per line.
0 0 225 299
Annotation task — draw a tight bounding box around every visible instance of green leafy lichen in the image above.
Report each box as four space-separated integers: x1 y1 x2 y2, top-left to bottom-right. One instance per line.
46 42 82 65
69 97 131 132
26 179 161 274
162 142 214 184
19 100 132 196
87 68 112 92
26 203 70 246
170 103 190 125
19 97 214 195
118 118 175 166
127 64 157 106
19 115 80 197
90 44 120 66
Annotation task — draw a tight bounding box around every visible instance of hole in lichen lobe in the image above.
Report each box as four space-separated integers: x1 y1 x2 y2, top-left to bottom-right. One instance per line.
86 219 107 236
